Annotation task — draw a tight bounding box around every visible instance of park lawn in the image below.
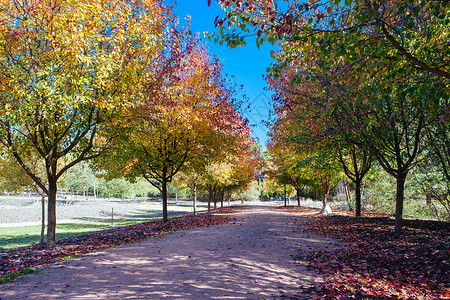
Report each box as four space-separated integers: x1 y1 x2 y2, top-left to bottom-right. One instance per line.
0 217 166 250
0 205 196 250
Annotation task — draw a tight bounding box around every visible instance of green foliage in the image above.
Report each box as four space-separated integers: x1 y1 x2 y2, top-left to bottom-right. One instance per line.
60 162 158 199
364 165 449 220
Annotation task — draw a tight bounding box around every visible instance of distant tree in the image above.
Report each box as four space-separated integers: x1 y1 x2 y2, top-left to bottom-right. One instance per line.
98 31 251 221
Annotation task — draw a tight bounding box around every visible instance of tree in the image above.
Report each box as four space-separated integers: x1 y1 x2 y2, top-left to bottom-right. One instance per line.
267 142 311 207
0 0 170 247
177 164 202 215
98 29 250 221
61 161 99 200
212 0 449 80
225 0 447 233
201 145 258 210
336 145 373 217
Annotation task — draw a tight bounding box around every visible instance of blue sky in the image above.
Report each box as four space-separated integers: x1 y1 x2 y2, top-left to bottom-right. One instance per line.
172 1 276 147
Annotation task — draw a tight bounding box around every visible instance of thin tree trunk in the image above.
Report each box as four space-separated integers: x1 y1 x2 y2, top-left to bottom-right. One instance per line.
296 188 300 207
47 180 57 247
193 183 197 215
322 190 329 208
162 168 168 222
395 173 407 235
207 186 212 212
355 180 362 217
319 181 332 215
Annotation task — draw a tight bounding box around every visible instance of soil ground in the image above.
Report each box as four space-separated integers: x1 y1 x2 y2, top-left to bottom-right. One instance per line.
0 204 339 299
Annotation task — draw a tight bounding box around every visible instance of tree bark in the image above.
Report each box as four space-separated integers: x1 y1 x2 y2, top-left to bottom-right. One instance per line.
207 185 212 212
47 179 57 247
162 179 168 222
193 183 197 215
319 179 332 215
162 167 168 222
296 188 300 207
322 189 329 208
355 179 362 217
395 173 406 235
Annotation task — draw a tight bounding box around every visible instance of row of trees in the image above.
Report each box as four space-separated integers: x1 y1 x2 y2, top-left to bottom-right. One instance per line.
213 0 449 234
0 0 258 247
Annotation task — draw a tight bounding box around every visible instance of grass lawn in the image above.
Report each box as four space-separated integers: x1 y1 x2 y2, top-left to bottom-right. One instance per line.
0 214 187 250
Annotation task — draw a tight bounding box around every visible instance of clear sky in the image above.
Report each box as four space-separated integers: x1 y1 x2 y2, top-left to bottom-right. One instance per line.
172 1 277 148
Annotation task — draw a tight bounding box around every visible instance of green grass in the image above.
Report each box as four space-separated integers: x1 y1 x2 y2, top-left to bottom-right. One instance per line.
0 211 188 250
0 219 147 250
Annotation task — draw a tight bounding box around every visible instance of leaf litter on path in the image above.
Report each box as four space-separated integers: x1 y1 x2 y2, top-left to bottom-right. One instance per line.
0 213 230 284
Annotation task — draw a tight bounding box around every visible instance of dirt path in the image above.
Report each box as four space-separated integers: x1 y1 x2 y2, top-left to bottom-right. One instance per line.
1 205 339 299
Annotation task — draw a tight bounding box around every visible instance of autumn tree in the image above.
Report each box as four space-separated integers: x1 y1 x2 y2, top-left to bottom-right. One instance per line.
98 28 251 221
213 0 448 234
335 144 373 217
267 142 311 207
177 162 203 215
0 0 170 246
201 142 258 209
211 0 449 80
269 106 343 213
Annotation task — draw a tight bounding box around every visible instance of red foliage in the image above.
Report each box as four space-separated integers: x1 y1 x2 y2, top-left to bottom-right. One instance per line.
303 215 449 299
0 214 230 283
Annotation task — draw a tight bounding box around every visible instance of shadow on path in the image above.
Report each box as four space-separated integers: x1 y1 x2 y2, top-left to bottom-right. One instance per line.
1 204 340 299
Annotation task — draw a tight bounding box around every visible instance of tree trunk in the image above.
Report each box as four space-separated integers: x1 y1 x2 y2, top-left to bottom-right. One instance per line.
296 188 300 207
193 183 197 215
47 179 58 247
319 184 332 215
322 189 329 208
207 186 212 212
162 177 168 222
355 179 362 217
220 191 224 208
394 173 407 235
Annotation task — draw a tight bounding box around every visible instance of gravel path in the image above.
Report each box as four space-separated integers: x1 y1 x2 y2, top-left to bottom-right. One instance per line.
0 204 340 299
